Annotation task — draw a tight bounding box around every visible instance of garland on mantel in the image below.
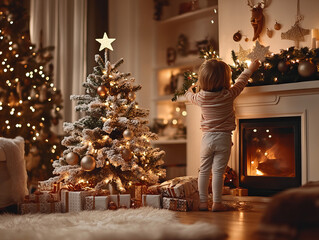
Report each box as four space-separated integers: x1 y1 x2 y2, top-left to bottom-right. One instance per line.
172 46 319 101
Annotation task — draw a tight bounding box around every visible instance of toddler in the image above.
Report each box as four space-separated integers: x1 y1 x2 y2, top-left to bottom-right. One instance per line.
185 59 260 211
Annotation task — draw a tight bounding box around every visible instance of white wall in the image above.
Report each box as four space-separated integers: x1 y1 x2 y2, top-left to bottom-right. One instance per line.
219 0 319 64
108 0 154 110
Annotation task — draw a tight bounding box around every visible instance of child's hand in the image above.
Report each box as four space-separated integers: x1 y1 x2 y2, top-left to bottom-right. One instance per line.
248 60 261 72
188 82 198 92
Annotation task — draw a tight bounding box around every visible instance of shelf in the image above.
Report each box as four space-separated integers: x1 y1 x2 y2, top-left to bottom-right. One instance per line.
152 138 187 145
159 5 218 25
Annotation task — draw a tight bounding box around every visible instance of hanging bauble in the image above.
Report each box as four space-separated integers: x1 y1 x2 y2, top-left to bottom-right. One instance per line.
128 92 136 101
123 129 134 140
274 21 281 30
233 31 242 42
97 85 108 98
298 61 316 77
65 152 80 165
80 155 96 171
122 148 133 161
245 37 249 42
266 28 273 38
277 61 289 73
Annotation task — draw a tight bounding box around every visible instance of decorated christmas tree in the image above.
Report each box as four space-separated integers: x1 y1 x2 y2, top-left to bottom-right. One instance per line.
0 0 63 184
48 33 166 192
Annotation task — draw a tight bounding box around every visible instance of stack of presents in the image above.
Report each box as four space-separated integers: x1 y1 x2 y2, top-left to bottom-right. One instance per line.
19 176 248 214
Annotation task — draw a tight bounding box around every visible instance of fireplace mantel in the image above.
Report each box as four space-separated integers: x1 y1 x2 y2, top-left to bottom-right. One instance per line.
186 80 319 187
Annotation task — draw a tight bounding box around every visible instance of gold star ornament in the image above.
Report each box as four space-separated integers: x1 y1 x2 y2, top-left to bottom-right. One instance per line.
236 45 251 62
247 41 270 62
96 33 116 51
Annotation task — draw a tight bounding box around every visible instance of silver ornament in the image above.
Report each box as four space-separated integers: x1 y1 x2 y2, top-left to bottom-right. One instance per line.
65 152 80 165
122 149 133 161
123 129 134 140
128 92 136 101
81 155 96 171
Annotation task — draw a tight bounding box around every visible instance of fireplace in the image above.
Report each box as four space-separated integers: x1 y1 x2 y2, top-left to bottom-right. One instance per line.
239 116 301 196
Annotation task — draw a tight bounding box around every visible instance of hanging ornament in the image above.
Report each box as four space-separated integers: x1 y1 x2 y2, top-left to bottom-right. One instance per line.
122 148 133 161
247 0 269 41
274 21 281 30
65 152 80 165
266 28 273 38
236 45 251 62
281 0 309 48
233 31 242 42
277 61 289 73
247 41 270 62
80 155 96 171
298 61 316 77
97 85 108 98
123 129 134 140
245 36 249 42
128 92 136 101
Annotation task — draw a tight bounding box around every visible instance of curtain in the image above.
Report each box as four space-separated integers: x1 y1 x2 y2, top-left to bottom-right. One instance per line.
29 0 87 132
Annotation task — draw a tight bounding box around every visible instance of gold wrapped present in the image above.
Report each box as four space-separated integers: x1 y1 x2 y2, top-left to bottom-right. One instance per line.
134 184 148 201
19 202 47 214
162 197 193 212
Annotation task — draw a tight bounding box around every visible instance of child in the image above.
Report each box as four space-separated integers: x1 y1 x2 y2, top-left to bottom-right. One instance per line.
185 59 260 211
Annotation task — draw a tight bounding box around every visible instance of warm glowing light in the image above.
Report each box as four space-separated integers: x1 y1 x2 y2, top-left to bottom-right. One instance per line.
256 169 264 175
182 111 187 116
253 129 257 132
268 135 272 138
175 107 180 112
245 60 252 67
172 119 178 125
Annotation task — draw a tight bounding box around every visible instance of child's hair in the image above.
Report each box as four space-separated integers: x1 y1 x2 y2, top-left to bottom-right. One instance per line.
198 59 231 92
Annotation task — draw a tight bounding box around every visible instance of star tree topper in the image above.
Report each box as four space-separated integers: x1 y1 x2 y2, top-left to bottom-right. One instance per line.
96 33 116 51
247 41 270 62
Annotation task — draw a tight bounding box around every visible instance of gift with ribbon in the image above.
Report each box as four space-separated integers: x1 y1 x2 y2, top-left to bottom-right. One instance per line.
85 195 109 210
134 183 148 201
108 194 131 208
162 197 193 212
142 194 161 208
61 189 94 212
19 200 47 214
45 199 62 213
159 176 198 199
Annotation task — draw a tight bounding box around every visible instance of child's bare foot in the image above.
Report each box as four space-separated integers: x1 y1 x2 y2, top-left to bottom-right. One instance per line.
199 202 208 211
212 202 236 212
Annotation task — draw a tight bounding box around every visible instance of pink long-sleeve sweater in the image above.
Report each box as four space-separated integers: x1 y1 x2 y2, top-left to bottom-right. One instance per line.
185 69 253 132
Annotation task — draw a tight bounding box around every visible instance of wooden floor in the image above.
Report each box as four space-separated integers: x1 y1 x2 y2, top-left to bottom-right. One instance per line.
176 198 268 240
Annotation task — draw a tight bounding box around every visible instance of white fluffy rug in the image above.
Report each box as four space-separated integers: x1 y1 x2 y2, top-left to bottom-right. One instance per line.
0 207 226 240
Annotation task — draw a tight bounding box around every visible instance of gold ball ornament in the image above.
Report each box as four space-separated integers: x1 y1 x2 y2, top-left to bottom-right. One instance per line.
123 129 134 140
65 152 80 165
128 92 136 101
298 61 316 77
122 148 133 161
97 85 108 98
80 155 96 171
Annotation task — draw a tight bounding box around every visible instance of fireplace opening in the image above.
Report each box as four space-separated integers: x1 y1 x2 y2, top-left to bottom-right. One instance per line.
239 116 301 196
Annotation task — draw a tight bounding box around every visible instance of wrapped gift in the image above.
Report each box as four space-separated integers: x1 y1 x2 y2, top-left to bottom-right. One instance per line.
142 194 161 208
85 196 108 210
222 186 231 195
45 201 62 213
134 184 148 201
162 197 193 212
159 176 198 199
61 189 94 212
20 202 47 214
108 194 131 208
146 184 161 195
28 191 52 203
230 188 248 196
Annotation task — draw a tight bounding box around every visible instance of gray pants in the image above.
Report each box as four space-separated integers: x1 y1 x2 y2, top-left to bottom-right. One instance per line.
199 132 232 203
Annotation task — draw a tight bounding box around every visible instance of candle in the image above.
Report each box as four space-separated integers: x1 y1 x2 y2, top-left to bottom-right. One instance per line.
311 29 319 48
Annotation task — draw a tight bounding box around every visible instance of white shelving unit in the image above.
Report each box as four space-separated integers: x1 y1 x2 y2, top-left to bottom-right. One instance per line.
151 2 218 180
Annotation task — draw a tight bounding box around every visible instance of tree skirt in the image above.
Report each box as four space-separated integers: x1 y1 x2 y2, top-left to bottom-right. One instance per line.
0 207 226 240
